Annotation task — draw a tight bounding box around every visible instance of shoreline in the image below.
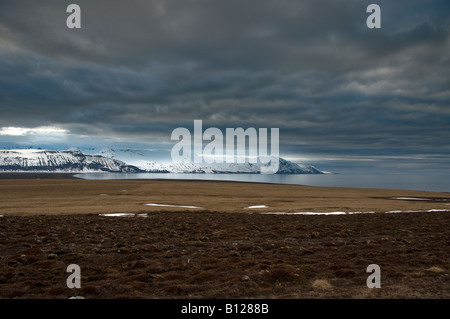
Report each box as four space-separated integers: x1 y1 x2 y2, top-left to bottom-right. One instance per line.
1 171 449 193
0 172 79 179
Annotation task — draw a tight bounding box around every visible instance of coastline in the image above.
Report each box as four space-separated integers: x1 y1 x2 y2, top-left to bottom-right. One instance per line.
0 172 79 179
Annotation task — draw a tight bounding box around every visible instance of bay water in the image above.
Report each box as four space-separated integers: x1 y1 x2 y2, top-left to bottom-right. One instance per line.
75 173 450 193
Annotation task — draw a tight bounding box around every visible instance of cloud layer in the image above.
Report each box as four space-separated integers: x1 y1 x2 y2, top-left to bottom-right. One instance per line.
0 0 449 172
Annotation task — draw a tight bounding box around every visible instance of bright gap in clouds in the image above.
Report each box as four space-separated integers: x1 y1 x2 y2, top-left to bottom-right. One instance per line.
0 126 68 136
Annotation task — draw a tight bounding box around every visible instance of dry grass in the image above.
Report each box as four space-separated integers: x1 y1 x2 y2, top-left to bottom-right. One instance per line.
0 211 449 299
0 178 449 216
312 279 333 291
426 266 445 273
0 178 449 299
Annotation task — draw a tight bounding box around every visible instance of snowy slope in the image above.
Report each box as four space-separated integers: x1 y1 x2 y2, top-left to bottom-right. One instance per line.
0 148 324 174
91 148 324 174
0 150 142 173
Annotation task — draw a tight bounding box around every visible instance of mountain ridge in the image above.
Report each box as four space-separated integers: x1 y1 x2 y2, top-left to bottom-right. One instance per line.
0 148 324 174
93 148 324 174
0 149 142 173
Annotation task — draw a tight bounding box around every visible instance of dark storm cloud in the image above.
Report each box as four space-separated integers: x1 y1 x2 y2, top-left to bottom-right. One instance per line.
0 0 449 171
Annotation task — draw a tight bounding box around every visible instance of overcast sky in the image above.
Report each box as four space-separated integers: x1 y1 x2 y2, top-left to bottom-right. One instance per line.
0 0 449 173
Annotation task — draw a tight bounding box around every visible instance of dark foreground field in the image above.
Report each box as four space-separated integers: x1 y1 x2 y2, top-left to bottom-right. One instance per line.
1 211 449 299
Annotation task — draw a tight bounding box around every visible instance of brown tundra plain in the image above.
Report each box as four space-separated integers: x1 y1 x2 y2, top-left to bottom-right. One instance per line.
0 176 449 299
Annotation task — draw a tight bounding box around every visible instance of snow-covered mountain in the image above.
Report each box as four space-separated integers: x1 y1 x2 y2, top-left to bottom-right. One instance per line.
136 159 323 174
0 148 324 174
0 150 142 173
276 158 323 174
90 148 324 174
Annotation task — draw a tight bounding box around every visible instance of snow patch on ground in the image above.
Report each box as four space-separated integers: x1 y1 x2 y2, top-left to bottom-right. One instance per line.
262 211 346 215
391 197 431 201
145 203 203 209
99 213 148 217
348 211 375 214
385 209 450 213
262 209 450 216
246 205 269 209
99 213 135 217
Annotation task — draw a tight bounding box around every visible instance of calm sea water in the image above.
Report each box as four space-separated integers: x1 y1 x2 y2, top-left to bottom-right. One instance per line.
75 173 450 193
